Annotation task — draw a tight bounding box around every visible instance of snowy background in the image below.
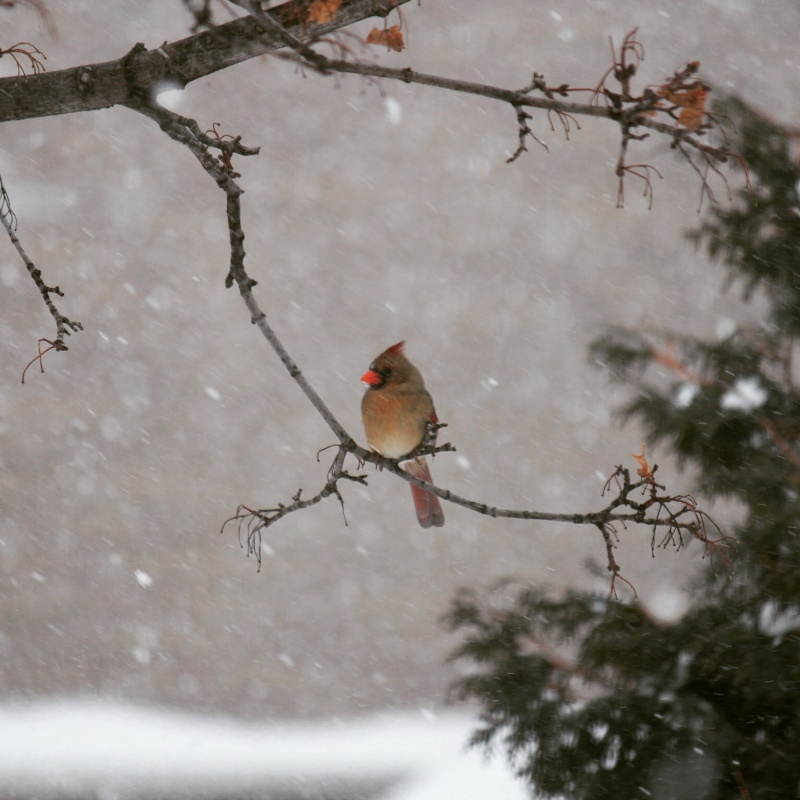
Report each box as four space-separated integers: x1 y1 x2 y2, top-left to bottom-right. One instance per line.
0 0 797 795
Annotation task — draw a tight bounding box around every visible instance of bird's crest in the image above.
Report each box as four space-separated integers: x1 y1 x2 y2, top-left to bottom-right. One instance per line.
384 341 406 357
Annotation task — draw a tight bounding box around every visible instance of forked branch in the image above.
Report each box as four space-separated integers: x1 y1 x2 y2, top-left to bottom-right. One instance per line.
6 3 728 587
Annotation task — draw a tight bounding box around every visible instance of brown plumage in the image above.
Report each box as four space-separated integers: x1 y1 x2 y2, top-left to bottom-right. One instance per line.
360 341 445 528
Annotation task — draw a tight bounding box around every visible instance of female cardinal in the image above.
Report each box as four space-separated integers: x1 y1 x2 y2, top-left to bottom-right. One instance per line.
360 341 445 528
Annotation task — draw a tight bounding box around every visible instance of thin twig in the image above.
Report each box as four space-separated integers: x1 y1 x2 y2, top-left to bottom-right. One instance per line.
1 177 83 356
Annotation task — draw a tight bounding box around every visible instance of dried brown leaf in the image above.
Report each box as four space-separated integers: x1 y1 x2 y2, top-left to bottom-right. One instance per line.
366 25 405 53
307 0 342 25
631 442 653 480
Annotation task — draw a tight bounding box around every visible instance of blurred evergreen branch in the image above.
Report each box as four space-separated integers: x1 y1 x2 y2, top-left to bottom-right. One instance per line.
447 95 800 799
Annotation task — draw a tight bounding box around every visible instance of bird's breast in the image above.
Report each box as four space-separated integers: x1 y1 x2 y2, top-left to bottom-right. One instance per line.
361 389 430 460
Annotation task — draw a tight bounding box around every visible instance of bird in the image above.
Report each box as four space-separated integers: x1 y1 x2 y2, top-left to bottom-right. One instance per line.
360 341 445 528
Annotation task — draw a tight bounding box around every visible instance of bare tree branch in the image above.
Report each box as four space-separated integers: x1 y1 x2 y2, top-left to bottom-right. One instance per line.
5 4 731 582
0 0 410 122
0 176 82 356
1 2 739 187
123 87 722 581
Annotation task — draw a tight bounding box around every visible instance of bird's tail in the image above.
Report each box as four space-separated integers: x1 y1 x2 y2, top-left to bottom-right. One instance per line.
405 457 445 528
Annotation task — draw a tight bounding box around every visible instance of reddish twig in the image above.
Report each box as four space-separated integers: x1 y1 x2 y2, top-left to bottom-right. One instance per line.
0 41 46 76
21 337 66 384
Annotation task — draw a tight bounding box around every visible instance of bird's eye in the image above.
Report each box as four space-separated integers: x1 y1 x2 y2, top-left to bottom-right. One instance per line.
381 367 393 378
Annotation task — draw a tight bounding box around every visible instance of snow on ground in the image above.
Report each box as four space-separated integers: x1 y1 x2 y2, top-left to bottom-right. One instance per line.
0 699 528 799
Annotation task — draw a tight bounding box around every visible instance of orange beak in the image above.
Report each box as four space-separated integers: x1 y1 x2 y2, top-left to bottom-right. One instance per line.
361 370 382 386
